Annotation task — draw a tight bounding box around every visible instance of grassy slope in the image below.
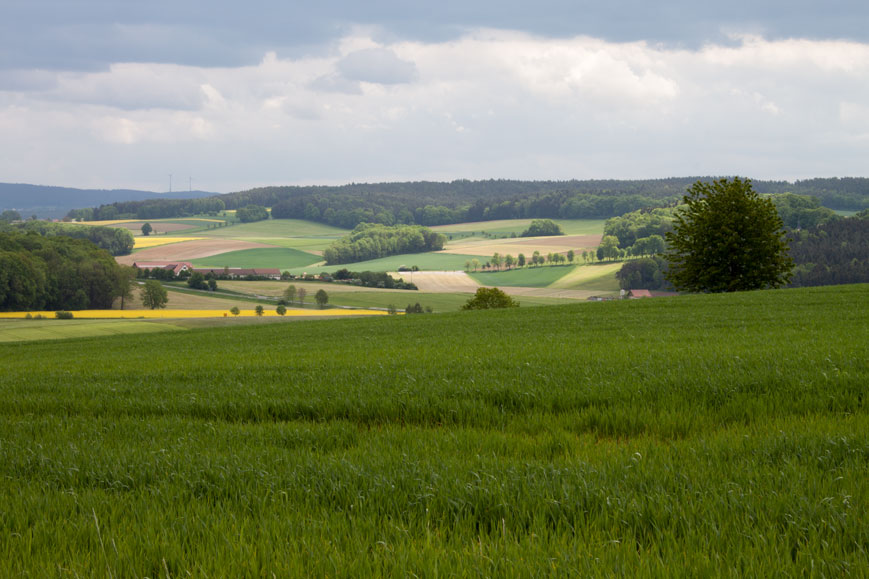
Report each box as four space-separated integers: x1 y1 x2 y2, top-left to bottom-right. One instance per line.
198 219 347 252
468 265 576 287
191 247 322 269
291 252 480 274
0 285 866 576
211 281 575 312
0 319 183 342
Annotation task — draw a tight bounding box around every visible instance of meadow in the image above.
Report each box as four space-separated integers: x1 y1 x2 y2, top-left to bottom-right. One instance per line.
0 284 866 576
191 247 322 270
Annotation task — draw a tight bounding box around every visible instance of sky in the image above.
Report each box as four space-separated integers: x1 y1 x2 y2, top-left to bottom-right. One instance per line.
1 0 868 192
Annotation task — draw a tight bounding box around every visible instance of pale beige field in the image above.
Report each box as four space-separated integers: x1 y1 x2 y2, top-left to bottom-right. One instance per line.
392 271 481 293
441 234 602 257
123 222 198 234
117 239 276 264
133 236 205 249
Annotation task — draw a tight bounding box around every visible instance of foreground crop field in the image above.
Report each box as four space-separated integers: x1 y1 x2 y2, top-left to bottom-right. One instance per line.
1 285 867 576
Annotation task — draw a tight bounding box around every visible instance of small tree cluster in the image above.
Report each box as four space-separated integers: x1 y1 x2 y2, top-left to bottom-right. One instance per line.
461 287 519 310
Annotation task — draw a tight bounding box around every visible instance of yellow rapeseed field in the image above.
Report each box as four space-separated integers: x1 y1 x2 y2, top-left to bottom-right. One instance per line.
134 236 204 249
0 309 389 319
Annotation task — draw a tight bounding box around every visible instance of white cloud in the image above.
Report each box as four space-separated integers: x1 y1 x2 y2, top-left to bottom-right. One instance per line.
0 31 867 190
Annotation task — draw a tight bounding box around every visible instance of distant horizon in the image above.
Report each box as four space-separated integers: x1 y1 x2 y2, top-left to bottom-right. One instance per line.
6 174 869 198
2 1 868 192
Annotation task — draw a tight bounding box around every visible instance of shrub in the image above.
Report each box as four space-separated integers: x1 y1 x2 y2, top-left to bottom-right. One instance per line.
55 311 74 319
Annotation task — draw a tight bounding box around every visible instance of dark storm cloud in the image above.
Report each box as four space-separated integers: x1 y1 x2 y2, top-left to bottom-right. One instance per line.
2 0 867 72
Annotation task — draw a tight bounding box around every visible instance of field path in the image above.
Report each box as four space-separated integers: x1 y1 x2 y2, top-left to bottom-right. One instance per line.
117 239 277 264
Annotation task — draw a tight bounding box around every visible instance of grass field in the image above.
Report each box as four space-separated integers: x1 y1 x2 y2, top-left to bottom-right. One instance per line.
0 285 866 575
292 252 481 274
198 218 348 238
0 319 183 342
211 281 576 312
468 265 576 287
549 262 623 291
191 247 322 270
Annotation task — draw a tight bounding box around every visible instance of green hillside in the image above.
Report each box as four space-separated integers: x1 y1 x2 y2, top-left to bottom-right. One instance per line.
1 285 866 576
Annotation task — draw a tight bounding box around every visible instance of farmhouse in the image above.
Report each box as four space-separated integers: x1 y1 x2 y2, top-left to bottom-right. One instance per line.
193 267 281 280
626 289 653 299
132 261 192 275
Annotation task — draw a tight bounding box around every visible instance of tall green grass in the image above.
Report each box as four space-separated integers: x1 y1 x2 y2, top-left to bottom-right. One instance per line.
0 285 866 576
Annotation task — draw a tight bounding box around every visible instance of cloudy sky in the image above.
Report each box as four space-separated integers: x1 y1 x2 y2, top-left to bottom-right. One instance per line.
2 1 868 192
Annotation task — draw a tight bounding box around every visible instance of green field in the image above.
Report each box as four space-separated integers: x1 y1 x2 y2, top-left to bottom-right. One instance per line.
291 252 481 274
2 285 866 576
202 281 576 312
199 218 348 239
0 318 183 342
469 265 577 287
192 247 323 270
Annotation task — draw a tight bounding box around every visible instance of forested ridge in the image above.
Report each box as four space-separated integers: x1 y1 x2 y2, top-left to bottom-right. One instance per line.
1 221 134 256
67 177 869 228
788 215 869 287
0 231 128 311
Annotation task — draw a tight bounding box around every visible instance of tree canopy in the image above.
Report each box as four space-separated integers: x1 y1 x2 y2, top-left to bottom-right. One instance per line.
323 223 446 265
664 178 793 292
520 219 563 237
0 231 127 311
141 280 168 309
461 287 519 310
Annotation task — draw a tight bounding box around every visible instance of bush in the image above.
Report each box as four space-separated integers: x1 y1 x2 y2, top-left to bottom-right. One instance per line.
55 311 74 319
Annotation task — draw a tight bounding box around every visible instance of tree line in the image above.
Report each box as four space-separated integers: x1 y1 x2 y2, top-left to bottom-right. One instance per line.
323 223 446 265
1 220 134 256
0 231 131 311
64 177 866 229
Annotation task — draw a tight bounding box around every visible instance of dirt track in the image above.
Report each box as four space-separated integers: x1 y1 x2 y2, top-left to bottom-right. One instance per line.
116 239 276 265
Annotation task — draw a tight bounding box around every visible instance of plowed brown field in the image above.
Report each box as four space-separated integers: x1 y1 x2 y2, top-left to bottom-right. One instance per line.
117 239 276 265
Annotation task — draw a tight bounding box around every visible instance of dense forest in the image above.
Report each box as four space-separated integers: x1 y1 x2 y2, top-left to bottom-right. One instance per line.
323 223 446 265
66 177 869 228
614 213 868 290
0 231 128 311
0 221 134 256
787 215 869 287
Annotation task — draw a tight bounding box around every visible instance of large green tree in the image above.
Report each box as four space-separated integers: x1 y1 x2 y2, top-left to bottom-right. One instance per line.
664 178 793 292
141 280 168 309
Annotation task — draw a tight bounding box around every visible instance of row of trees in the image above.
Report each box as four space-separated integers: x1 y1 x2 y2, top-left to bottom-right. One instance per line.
465 249 587 272
0 231 134 311
323 223 446 265
281 285 329 308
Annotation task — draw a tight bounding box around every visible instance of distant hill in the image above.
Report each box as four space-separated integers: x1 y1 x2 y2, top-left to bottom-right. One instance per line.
0 183 220 219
